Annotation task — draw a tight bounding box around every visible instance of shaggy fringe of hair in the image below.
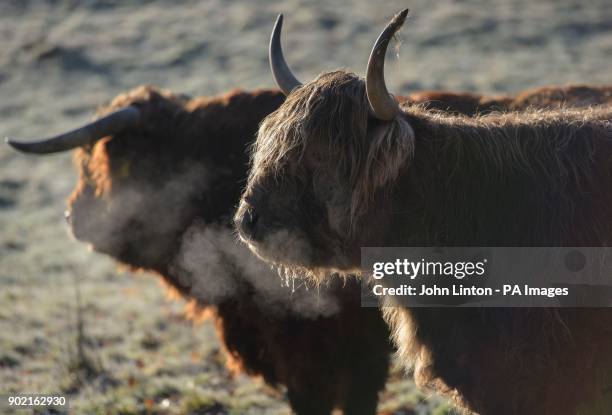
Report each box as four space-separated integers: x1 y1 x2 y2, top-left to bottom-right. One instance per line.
252 71 415 234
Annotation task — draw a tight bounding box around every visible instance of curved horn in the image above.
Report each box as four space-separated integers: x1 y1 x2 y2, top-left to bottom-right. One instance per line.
6 106 141 154
269 14 302 95
366 9 409 121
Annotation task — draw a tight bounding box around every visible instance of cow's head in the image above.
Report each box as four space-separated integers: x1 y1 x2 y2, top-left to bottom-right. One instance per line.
235 11 414 273
8 86 239 271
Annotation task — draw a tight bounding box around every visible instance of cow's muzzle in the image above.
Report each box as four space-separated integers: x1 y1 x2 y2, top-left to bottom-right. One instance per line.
235 201 262 242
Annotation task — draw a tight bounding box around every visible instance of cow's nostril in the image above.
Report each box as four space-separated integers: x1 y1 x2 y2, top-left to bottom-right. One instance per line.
64 209 72 224
240 207 260 239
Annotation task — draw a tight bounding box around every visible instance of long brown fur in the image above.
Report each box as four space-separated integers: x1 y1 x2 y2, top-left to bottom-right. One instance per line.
238 71 612 414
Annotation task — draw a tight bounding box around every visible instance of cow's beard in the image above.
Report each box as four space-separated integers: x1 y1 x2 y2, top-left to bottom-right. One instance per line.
241 227 358 283
243 228 314 266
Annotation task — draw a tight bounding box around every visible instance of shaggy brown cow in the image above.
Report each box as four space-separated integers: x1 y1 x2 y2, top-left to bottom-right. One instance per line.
7 86 393 415
236 11 612 415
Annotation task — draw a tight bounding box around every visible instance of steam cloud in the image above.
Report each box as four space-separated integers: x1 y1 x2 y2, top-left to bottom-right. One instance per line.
171 222 340 318
73 160 341 319
74 162 210 260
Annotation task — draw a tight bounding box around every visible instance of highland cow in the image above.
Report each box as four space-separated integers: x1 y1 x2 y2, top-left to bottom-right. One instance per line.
236 11 612 415
8 86 393 415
